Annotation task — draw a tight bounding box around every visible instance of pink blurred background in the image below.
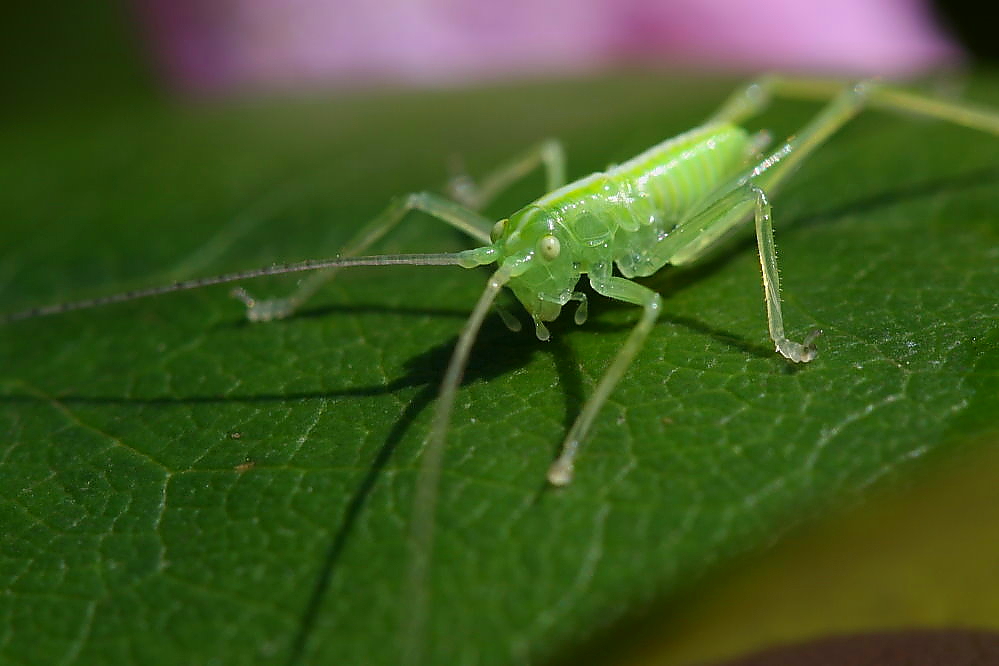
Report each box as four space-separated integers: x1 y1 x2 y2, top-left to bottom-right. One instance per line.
136 0 961 94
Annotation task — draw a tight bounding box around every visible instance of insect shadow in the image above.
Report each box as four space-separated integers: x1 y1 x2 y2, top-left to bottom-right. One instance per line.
789 164 999 231
224 279 783 662
265 307 604 664
2 307 570 665
277 297 763 663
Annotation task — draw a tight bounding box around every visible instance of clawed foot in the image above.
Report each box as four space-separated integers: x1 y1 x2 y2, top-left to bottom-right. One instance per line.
231 288 297 322
547 458 573 487
778 328 822 363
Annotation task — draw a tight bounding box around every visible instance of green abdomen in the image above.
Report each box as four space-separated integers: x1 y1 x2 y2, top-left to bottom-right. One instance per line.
529 123 752 276
613 123 750 216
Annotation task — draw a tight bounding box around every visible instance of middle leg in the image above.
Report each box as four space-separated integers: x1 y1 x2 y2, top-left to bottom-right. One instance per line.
447 139 567 211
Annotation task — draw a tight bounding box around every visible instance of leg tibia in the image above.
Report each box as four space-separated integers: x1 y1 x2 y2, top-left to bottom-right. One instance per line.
750 186 819 363
666 183 819 364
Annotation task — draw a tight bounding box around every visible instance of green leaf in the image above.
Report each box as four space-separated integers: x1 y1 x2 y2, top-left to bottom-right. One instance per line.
2 75 999 665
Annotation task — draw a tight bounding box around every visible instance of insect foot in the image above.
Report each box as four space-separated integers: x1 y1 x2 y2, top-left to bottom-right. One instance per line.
230 287 297 322
779 328 822 363
547 457 574 487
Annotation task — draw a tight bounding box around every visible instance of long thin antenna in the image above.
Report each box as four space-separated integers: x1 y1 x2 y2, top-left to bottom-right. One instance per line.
401 266 511 665
2 248 497 324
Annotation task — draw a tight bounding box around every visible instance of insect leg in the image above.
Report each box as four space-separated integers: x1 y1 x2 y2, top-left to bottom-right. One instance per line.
735 78 998 201
749 186 821 363
447 139 567 211
668 79 996 364
710 75 999 137
233 192 495 321
548 272 661 486
663 180 819 363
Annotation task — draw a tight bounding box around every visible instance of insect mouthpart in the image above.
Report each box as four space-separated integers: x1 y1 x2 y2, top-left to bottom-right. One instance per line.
490 218 509 243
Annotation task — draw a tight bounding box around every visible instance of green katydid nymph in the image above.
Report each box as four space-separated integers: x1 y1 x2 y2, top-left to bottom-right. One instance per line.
6 76 999 662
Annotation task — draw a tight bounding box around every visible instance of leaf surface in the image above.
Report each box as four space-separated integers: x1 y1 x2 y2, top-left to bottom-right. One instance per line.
2 76 999 664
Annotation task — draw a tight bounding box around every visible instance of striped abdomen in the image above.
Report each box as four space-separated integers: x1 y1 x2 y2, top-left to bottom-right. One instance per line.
526 123 752 277
611 122 751 217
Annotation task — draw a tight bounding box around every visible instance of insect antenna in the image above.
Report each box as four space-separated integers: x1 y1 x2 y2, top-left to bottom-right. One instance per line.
401 266 511 664
1 248 498 324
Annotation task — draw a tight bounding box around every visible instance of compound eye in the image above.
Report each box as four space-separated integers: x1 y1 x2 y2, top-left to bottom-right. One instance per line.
537 234 561 260
490 219 508 243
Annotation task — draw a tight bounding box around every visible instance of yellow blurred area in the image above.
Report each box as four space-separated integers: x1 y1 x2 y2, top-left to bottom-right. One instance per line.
590 437 999 665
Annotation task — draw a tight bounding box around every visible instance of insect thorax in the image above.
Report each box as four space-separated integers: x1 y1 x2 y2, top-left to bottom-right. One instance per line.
494 123 753 320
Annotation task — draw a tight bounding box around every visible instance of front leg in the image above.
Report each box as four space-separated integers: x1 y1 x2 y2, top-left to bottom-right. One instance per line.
548 270 662 485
